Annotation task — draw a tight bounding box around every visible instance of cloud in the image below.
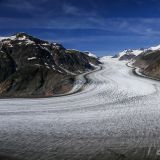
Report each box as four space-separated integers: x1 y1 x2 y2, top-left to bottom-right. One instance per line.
0 0 35 10
62 3 79 15
61 2 97 18
1 0 160 42
1 15 160 40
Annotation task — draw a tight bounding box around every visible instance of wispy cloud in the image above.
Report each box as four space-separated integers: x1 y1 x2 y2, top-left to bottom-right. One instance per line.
0 0 35 11
1 0 160 39
1 15 160 39
1 0 160 55
62 3 79 15
61 2 97 17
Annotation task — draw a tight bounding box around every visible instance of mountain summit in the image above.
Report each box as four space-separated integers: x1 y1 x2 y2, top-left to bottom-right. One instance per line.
115 44 160 61
0 33 100 97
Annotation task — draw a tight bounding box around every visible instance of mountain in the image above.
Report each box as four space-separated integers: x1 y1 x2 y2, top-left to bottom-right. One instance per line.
133 50 160 80
125 44 160 79
115 43 160 61
112 43 160 79
114 49 145 60
0 33 100 97
148 44 160 51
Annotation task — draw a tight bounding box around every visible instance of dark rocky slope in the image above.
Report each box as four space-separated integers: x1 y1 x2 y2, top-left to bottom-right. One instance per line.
133 50 160 79
0 33 100 97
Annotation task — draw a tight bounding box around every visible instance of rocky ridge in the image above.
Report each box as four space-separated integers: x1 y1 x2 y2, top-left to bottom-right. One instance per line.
0 33 100 97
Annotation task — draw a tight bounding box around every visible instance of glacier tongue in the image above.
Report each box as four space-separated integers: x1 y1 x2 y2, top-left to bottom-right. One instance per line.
0 57 160 159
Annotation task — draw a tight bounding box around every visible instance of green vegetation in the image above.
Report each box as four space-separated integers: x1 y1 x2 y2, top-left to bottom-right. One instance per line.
65 50 81 54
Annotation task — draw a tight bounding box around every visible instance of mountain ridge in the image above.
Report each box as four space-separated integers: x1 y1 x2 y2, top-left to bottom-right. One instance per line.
113 43 160 80
114 43 160 61
0 33 100 97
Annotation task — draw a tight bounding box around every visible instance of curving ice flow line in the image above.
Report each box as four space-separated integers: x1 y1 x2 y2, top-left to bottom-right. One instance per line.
0 58 160 159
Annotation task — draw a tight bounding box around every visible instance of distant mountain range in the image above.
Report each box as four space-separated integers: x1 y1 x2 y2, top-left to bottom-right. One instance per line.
0 33 100 97
114 43 160 60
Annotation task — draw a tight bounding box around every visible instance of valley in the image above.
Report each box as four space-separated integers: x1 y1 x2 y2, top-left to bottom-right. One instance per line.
0 58 160 160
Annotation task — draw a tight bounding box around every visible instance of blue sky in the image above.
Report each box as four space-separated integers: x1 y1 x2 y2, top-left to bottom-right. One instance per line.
1 0 160 56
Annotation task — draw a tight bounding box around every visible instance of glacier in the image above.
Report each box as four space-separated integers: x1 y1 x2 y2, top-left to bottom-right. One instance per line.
0 58 160 159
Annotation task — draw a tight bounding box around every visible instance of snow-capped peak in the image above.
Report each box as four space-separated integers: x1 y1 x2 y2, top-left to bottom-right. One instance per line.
118 49 144 58
148 44 160 51
0 36 16 41
0 33 29 41
118 49 132 57
117 44 160 60
0 33 37 47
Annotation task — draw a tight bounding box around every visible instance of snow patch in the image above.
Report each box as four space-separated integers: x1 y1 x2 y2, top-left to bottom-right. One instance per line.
84 51 97 58
17 35 26 40
100 56 113 62
52 65 55 70
148 44 160 51
0 36 16 41
25 39 35 45
42 43 49 46
27 57 37 60
89 62 98 68
60 66 76 75
57 70 63 73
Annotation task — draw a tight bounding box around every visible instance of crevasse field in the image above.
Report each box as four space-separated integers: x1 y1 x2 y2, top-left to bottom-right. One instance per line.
0 58 160 160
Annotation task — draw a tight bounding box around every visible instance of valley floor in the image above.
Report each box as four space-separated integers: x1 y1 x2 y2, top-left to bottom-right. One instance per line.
1 58 160 160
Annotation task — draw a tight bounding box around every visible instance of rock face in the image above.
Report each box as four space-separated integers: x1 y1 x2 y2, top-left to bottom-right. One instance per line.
134 50 160 79
0 33 100 97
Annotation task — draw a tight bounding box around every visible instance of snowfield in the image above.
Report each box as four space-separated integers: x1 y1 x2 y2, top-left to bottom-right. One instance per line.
1 58 160 160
